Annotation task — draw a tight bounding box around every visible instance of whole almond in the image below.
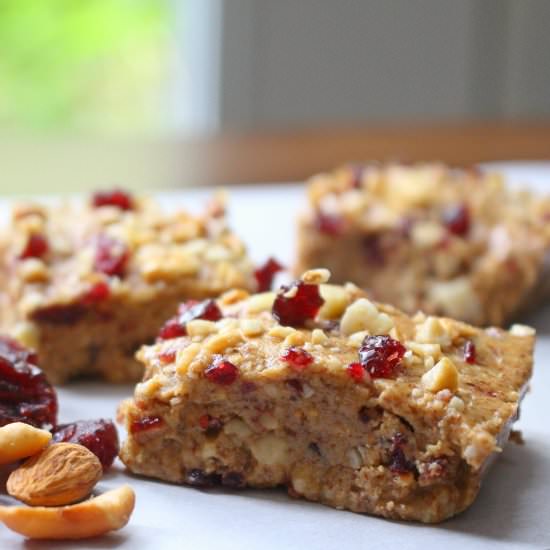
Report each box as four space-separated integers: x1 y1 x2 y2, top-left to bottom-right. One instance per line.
7 442 102 506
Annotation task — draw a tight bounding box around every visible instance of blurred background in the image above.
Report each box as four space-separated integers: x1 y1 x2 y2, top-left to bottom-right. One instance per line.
0 0 549 194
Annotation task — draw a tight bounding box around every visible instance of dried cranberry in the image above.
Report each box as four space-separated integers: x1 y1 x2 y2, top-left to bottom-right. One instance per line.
388 433 417 475
308 442 322 456
204 358 238 385
19 234 48 260
157 319 187 341
186 469 220 488
315 212 345 236
280 347 313 370
93 234 129 277
285 378 303 395
271 281 324 327
358 406 370 423
0 337 57 429
463 340 477 364
363 234 384 264
347 362 365 383
179 299 222 323
81 281 110 305
92 189 134 211
130 415 164 434
32 303 87 324
221 471 245 489
52 419 118 471
350 164 364 189
159 348 177 364
199 414 223 436
254 257 284 292
358 335 405 379
443 204 470 236
157 299 223 341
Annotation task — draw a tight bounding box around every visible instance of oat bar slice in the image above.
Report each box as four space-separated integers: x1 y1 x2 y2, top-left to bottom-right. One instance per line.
119 269 534 523
295 163 550 325
0 190 255 383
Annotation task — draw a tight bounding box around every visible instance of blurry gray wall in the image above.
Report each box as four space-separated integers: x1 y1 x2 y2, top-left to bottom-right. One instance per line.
218 0 550 130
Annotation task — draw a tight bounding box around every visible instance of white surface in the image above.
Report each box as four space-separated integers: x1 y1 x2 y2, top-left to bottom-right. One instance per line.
1 163 550 549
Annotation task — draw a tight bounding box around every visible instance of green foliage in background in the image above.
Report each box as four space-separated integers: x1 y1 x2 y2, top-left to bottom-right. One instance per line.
0 0 171 136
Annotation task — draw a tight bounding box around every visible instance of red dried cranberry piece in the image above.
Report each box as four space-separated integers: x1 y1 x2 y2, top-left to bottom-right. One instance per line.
199 414 223 437
0 337 57 429
92 189 134 211
19 234 48 260
280 347 313 370
180 299 222 324
159 348 177 364
130 415 164 434
254 257 284 292
81 281 110 305
93 234 129 277
358 335 405 379
443 204 470 236
157 299 223 341
52 419 118 471
271 281 324 327
315 212 345 236
463 340 477 364
388 433 417 475
347 362 364 383
205 358 238 385
157 319 187 341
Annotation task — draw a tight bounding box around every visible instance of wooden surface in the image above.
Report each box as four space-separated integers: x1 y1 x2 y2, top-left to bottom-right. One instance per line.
1 120 550 195
198 121 550 185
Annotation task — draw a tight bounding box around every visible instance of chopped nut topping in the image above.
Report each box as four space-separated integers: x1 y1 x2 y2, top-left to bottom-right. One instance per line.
205 330 243 353
340 298 393 336
301 268 331 285
240 319 264 337
421 357 459 392
284 331 307 347
415 317 451 347
318 284 351 320
175 343 202 375
186 320 218 338
268 326 295 340
311 328 328 345
246 292 276 314
509 324 536 337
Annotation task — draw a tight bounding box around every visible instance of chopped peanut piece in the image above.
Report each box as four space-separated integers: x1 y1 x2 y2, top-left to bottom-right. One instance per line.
301 268 331 285
318 284 351 320
340 298 393 336
421 357 459 392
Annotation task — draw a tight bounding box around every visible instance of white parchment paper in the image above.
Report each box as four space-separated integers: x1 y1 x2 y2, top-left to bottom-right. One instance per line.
1 163 549 549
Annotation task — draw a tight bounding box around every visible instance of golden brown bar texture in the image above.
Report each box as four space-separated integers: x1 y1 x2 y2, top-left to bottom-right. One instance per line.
0 191 255 383
295 163 550 326
119 270 533 523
